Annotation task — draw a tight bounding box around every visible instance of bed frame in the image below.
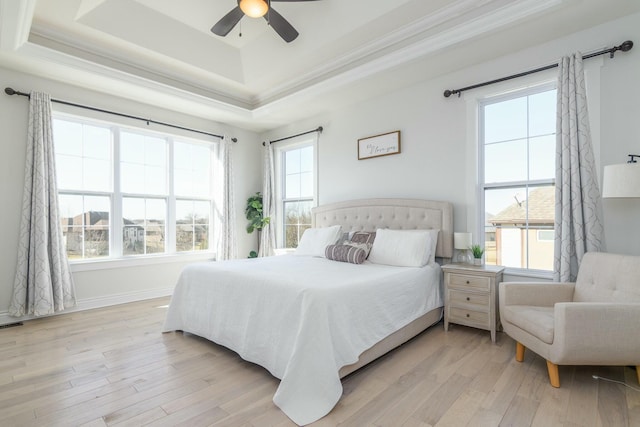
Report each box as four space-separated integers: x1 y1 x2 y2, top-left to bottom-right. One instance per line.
312 198 454 377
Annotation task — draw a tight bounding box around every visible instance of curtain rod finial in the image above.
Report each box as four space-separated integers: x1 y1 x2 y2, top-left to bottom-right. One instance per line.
4 87 16 95
231 137 238 143
443 89 453 98
318 126 323 133
611 40 633 58
620 40 633 52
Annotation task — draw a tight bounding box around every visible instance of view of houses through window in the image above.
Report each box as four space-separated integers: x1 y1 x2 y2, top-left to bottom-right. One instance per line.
480 85 556 271
280 144 314 248
54 116 214 260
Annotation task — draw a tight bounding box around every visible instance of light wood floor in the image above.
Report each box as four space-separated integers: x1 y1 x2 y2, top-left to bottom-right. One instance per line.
0 297 637 427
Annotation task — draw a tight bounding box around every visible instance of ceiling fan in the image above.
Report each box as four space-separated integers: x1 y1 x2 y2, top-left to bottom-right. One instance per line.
211 0 321 43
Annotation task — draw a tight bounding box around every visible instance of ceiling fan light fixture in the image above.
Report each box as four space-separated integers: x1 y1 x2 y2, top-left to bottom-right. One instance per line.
239 0 268 18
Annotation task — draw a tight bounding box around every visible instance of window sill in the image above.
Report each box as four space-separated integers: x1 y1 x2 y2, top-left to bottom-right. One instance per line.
502 267 554 280
69 252 216 272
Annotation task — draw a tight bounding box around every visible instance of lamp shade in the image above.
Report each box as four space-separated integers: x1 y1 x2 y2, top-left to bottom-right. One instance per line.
239 0 268 18
602 163 640 198
454 232 472 250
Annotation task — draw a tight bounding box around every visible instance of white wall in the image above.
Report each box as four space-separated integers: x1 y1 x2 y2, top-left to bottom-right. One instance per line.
2 13 638 322
0 67 262 323
264 13 640 269
599 22 640 256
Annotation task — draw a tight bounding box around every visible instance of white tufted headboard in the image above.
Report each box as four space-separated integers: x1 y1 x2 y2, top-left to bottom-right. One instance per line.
312 198 453 260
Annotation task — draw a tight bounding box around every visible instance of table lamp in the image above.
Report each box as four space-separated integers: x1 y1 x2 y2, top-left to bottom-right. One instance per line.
454 232 472 264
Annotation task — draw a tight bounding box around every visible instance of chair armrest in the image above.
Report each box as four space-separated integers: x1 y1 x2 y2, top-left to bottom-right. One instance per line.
552 302 640 364
500 282 575 307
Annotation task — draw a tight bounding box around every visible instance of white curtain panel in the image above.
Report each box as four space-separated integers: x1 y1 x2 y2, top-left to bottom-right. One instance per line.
554 53 604 282
259 142 276 257
215 136 237 260
10 92 76 317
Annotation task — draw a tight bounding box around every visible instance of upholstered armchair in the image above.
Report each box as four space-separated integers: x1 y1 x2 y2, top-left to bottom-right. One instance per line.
499 252 640 387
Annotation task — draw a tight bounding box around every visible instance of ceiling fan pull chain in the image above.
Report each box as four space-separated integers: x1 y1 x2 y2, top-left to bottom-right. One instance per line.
239 20 242 38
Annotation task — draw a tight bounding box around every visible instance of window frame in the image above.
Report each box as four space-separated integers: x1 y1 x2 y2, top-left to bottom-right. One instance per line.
53 112 217 271
273 137 318 250
477 82 556 276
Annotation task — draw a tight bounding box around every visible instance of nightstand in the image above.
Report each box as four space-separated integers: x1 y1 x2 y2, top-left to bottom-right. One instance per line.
442 263 505 343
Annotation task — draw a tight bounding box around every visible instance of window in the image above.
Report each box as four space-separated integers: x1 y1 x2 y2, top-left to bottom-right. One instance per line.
174 140 212 252
54 116 215 261
537 230 554 241
479 85 556 271
276 142 316 249
55 119 112 260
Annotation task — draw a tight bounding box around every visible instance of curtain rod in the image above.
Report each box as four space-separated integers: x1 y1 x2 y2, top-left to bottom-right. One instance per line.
443 40 633 98
4 87 237 142
262 126 323 146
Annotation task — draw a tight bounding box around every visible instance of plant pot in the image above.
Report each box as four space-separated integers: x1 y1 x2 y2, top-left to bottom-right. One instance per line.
473 258 482 266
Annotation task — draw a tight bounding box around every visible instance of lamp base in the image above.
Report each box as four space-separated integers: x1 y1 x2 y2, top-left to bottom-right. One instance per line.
455 249 473 264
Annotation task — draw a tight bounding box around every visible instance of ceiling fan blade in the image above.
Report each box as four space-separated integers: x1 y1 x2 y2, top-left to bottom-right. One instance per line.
264 8 299 43
211 6 244 37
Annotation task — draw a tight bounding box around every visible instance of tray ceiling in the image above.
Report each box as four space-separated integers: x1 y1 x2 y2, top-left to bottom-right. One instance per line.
1 0 638 131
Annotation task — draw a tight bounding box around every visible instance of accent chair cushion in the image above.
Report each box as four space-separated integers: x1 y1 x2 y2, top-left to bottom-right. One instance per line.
503 305 555 344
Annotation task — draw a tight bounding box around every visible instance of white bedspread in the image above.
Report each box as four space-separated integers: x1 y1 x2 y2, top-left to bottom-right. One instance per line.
162 255 442 425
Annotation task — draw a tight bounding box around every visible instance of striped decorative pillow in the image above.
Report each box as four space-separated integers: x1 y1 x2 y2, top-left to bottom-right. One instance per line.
325 242 370 264
350 231 376 245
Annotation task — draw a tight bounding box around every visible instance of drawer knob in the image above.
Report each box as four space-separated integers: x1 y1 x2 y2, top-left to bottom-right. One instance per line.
466 297 470 301
466 313 470 317
466 280 470 284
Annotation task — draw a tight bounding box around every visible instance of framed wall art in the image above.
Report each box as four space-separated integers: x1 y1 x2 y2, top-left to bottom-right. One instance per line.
357 130 401 160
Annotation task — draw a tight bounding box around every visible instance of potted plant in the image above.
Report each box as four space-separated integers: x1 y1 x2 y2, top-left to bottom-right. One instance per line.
470 244 484 266
245 192 270 258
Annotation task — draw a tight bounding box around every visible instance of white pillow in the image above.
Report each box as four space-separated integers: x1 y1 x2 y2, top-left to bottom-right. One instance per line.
426 229 440 264
368 229 433 267
294 225 343 257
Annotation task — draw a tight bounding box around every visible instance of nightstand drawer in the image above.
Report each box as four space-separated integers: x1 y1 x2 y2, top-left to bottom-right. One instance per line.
449 307 489 326
448 273 490 291
449 289 490 308
442 264 504 343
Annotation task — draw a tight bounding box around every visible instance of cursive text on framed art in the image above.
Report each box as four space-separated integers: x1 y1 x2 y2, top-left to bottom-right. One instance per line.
357 130 401 160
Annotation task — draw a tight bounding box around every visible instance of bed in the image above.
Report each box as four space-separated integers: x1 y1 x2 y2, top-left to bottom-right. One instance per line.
162 198 453 425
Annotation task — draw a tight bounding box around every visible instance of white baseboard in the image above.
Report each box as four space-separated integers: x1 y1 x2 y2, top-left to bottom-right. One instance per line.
0 287 174 326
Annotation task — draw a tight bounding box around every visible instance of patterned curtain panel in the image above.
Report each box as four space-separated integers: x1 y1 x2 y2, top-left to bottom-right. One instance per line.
10 92 76 317
554 53 604 281
215 136 237 260
259 143 276 257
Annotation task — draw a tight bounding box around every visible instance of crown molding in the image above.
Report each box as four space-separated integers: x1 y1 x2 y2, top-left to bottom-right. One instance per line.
254 0 564 106
255 0 485 105
3 0 566 131
23 0 564 111
0 0 37 50
6 42 256 126
28 27 254 110
253 0 565 113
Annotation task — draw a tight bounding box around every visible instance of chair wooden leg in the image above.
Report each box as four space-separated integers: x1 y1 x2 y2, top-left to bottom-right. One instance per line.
636 366 640 385
515 342 525 362
546 361 560 388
